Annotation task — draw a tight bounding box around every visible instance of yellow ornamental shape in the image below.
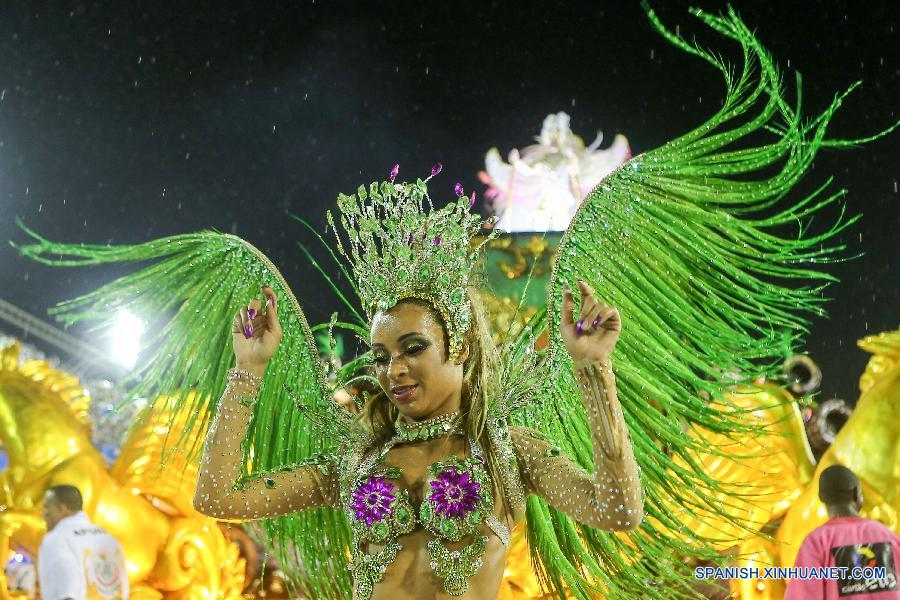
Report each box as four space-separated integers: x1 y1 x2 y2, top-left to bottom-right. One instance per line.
0 342 246 598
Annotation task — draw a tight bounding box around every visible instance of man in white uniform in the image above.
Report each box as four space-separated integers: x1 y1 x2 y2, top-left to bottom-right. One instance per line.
38 485 129 600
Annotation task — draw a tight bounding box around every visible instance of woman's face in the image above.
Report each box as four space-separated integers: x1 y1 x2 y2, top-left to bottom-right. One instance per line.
370 301 466 421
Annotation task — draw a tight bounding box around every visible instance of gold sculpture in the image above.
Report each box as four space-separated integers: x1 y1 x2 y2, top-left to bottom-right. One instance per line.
727 330 900 599
0 342 245 599
775 329 900 564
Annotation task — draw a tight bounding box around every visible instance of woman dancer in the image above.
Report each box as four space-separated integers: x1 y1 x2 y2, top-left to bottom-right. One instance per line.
195 221 642 598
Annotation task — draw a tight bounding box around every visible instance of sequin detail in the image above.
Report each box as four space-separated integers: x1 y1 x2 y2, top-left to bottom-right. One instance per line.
350 475 396 526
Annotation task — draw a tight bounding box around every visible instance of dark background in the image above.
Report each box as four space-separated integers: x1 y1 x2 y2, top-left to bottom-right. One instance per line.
1 1 897 404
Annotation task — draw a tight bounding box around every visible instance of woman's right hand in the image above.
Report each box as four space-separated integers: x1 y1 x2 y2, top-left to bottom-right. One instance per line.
232 285 282 376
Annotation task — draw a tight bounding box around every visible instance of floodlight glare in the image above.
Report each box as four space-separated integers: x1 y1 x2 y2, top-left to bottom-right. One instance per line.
110 310 146 368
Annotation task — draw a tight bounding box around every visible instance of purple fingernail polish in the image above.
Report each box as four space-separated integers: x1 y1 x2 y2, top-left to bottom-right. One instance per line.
244 324 253 338
593 317 602 328
248 308 257 320
576 319 584 335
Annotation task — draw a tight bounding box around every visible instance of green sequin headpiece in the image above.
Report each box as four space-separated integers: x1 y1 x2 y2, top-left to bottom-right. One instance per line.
327 165 497 359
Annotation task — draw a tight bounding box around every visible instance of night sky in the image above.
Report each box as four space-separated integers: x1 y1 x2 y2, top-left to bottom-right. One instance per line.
1 1 897 406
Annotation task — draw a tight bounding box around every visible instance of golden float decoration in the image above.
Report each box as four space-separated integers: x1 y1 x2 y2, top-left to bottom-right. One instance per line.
0 342 246 598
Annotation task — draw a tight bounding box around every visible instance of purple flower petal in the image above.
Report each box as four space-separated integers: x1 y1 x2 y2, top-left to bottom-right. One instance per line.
454 182 464 197
389 164 400 183
433 236 441 246
351 475 396 524
428 467 483 519
431 162 443 176
470 191 477 207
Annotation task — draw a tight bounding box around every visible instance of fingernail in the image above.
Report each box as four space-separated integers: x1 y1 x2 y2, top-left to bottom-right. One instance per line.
576 319 584 335
244 324 253 339
247 308 257 320
592 317 602 328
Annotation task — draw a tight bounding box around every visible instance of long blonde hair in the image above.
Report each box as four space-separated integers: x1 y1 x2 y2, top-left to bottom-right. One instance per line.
357 289 509 508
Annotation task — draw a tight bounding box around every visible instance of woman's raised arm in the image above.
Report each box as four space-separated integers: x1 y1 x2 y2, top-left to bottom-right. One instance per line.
193 368 339 520
510 280 643 531
510 357 642 531
193 286 339 520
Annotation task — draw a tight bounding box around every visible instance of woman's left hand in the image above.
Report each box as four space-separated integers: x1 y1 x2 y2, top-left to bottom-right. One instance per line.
560 280 622 364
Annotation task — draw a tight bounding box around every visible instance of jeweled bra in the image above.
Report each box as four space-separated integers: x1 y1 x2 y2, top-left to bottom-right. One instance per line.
340 412 508 598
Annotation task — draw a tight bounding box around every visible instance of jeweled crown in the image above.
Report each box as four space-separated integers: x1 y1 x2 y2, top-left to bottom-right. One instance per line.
327 165 497 359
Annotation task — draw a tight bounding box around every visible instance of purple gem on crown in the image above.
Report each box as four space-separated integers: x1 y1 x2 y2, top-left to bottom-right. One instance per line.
350 475 396 526
389 164 400 183
428 468 481 519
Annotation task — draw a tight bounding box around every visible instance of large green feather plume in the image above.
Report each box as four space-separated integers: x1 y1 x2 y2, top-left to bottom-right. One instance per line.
14 227 355 597
503 5 898 599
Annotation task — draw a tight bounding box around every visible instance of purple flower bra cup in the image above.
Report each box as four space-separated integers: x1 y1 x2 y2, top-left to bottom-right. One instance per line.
351 476 397 526
427 468 483 519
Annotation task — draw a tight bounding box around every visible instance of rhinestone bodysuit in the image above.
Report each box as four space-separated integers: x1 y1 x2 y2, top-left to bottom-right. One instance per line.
195 363 642 597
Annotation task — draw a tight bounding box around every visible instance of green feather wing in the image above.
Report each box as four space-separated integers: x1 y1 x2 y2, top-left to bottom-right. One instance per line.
15 228 354 598
506 6 898 599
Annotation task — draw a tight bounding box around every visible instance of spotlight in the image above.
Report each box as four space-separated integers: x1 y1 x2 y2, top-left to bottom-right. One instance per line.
110 310 146 369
